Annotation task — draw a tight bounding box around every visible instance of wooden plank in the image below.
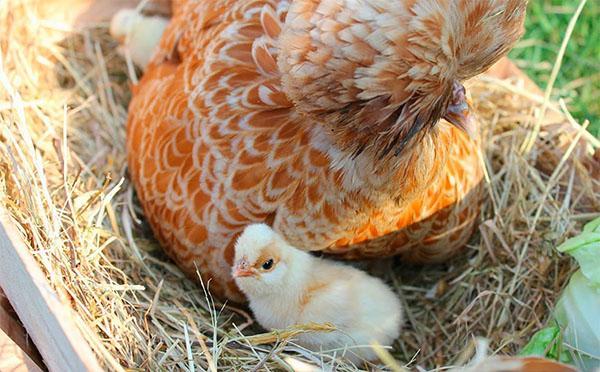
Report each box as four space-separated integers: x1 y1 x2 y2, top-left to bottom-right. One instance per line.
0 208 102 372
0 294 45 369
1 287 12 312
1 288 32 353
0 327 44 372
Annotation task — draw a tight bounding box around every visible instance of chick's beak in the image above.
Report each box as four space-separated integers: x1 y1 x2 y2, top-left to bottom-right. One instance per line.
443 81 476 140
232 260 255 278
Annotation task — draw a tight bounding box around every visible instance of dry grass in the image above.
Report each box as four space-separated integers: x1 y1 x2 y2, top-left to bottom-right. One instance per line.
0 1 598 371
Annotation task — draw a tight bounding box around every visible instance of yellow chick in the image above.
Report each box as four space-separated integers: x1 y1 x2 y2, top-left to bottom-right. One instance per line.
233 224 403 364
109 9 168 70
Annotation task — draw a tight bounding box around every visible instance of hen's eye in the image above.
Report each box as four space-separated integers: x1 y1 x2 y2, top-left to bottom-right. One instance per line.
261 259 274 271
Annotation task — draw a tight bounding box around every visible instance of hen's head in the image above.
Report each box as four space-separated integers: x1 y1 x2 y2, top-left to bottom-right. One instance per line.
279 0 527 157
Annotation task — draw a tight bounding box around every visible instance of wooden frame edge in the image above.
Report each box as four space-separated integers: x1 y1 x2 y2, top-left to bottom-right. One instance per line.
0 207 102 372
0 327 44 372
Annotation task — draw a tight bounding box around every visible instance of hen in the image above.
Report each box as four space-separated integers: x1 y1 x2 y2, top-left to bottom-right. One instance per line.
123 0 526 300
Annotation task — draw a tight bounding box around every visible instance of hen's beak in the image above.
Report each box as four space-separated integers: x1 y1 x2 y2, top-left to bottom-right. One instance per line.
232 260 255 278
443 82 476 140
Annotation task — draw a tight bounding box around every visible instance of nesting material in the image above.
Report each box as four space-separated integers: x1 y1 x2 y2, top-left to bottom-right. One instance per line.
0 2 598 371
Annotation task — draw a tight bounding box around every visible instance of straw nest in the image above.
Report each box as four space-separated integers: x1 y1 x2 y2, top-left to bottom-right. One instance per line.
1 2 598 371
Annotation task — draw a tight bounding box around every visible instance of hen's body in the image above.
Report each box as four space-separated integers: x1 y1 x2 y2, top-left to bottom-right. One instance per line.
127 0 524 300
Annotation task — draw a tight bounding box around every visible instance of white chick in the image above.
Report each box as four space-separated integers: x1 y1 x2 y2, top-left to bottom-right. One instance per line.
109 9 169 71
232 224 404 364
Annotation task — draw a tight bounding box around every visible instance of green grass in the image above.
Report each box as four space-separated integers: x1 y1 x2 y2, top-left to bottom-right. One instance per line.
509 0 600 137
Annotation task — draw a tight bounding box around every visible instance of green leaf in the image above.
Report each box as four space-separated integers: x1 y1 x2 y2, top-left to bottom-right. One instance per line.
554 271 600 369
583 216 600 233
556 232 600 254
569 244 600 285
520 325 573 363
520 327 560 357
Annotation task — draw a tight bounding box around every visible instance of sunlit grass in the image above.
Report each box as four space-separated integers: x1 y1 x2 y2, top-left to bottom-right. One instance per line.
510 0 600 137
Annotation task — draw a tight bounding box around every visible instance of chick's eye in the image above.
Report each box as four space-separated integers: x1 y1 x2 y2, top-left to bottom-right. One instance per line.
261 259 274 271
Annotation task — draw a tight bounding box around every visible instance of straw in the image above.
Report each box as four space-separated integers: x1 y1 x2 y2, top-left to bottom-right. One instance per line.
0 1 598 370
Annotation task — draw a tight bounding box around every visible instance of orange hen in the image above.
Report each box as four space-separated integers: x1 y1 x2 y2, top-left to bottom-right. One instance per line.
125 0 527 300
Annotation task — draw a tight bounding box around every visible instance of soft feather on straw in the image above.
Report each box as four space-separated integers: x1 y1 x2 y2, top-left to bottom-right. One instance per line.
0 1 598 371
